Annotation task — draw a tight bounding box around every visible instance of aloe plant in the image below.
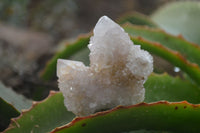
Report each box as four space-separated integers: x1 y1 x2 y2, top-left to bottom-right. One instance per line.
2 1 200 133
151 1 200 45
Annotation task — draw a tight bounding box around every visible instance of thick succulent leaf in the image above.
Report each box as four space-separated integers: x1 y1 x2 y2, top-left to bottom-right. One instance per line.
123 24 200 67
0 82 31 131
131 37 200 85
51 101 200 133
41 35 90 80
144 73 200 103
0 98 20 132
151 1 200 45
0 82 32 111
5 73 200 132
117 12 157 27
5 91 75 133
41 30 200 84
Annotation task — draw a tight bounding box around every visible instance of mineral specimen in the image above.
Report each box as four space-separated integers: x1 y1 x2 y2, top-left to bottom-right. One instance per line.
57 16 153 116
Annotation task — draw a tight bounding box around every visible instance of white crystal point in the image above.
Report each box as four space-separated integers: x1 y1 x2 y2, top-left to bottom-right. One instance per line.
57 16 153 116
89 16 133 71
93 16 125 38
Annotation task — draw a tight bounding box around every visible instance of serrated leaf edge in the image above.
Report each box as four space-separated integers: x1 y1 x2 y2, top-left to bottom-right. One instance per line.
132 36 200 85
4 91 60 132
40 33 91 80
123 23 200 50
50 100 200 133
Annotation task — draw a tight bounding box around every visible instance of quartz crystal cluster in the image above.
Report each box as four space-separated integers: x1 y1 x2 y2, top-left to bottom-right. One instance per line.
57 16 153 116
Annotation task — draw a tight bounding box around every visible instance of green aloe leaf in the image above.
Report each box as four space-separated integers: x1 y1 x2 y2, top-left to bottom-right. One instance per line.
123 24 200 67
144 73 200 103
0 98 20 132
117 12 157 27
41 24 200 82
5 73 200 132
0 82 32 131
5 91 75 133
0 82 32 111
51 101 200 133
131 37 200 85
151 1 200 45
41 35 90 80
41 29 200 84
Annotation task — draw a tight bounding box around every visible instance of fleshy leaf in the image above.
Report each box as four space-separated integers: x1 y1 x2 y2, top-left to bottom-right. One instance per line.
0 82 31 131
5 91 75 133
123 24 200 67
144 73 200 103
131 37 200 85
0 82 32 111
0 98 20 132
41 23 200 82
117 12 157 28
41 30 200 85
4 73 200 132
41 35 90 80
51 101 200 133
151 1 200 45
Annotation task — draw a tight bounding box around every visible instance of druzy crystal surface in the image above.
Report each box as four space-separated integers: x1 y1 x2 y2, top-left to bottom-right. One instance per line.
57 16 153 116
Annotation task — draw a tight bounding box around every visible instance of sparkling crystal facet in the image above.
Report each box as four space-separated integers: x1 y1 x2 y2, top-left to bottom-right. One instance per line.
57 16 153 116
